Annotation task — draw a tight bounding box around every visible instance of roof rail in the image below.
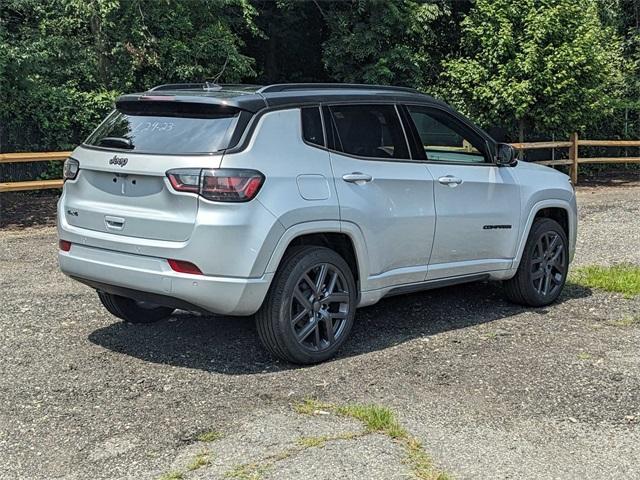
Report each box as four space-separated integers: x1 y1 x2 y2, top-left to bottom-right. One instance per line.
149 82 223 92
257 83 420 94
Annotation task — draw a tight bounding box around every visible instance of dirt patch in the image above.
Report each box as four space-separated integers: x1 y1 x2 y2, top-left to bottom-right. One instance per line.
0 190 59 229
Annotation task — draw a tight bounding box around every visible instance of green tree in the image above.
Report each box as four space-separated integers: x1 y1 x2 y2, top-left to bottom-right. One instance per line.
0 0 259 153
321 0 445 88
441 0 625 141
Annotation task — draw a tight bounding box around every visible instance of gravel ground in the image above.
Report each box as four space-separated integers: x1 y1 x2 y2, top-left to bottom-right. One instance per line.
1 181 639 480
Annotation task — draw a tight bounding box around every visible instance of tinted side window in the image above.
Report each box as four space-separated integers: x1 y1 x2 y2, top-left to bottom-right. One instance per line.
301 107 325 147
406 106 488 164
329 105 409 160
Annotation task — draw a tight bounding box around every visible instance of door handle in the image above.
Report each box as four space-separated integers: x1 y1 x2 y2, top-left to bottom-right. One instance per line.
105 216 125 230
342 172 372 184
438 175 463 187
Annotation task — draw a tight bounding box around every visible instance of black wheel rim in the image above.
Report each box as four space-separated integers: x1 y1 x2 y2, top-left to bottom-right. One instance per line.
290 263 350 352
531 231 566 297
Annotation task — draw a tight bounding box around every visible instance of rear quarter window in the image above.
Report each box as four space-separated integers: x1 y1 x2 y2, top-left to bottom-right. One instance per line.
85 107 239 154
301 107 324 147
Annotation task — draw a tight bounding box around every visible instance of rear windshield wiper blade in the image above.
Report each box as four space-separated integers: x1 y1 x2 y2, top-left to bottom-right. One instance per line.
98 137 134 149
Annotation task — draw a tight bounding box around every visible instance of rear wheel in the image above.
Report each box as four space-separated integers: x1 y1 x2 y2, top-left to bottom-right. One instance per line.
256 246 357 364
97 291 175 324
504 218 568 307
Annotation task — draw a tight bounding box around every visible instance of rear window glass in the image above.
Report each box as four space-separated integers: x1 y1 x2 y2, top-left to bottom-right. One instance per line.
85 109 239 154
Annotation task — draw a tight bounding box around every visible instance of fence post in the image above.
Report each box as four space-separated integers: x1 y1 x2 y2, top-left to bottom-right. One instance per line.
569 132 579 185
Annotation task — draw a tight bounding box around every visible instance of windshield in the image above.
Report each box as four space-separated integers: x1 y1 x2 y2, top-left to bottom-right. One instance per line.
85 109 239 154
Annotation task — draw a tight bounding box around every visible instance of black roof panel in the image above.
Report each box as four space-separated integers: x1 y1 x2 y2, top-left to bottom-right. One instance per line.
116 83 446 114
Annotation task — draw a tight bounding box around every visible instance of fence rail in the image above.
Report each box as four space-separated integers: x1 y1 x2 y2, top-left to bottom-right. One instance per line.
511 133 640 183
0 152 70 193
1 134 640 192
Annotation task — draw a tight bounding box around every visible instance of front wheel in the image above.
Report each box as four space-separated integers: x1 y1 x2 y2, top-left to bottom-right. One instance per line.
256 246 357 364
504 218 569 307
97 291 175 324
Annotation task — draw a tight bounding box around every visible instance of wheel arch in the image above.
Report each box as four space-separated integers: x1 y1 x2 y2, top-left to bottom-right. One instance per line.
513 199 576 270
264 221 368 292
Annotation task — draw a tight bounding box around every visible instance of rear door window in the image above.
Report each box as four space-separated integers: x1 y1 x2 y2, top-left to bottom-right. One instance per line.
327 104 409 160
85 107 239 154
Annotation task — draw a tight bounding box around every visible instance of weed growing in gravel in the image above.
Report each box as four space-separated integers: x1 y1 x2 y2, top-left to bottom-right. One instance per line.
571 264 640 297
295 399 450 480
608 315 640 327
577 352 593 360
225 462 269 479
336 404 407 439
297 431 362 448
158 471 183 480
293 398 333 415
187 451 211 471
196 430 223 442
406 436 452 480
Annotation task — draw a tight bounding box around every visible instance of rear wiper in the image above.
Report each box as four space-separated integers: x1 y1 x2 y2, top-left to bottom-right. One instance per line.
98 137 134 149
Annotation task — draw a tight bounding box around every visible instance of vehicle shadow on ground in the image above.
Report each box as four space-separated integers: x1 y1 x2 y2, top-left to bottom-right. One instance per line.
88 281 592 374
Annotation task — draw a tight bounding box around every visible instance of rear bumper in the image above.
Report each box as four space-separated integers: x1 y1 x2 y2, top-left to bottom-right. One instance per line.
59 244 272 316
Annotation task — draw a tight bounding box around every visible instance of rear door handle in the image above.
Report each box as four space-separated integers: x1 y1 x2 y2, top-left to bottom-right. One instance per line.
438 175 463 187
105 216 125 230
342 172 372 184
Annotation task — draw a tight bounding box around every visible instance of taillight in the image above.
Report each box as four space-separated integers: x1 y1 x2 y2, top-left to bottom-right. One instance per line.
168 259 203 275
166 168 264 202
200 169 264 202
59 240 72 251
167 169 200 193
63 158 79 181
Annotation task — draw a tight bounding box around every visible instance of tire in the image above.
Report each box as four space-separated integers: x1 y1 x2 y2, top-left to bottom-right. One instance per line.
97 291 175 324
256 246 357 364
504 218 569 307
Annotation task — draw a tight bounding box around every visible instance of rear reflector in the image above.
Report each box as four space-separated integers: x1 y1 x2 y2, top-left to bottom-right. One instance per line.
59 240 72 252
168 259 203 275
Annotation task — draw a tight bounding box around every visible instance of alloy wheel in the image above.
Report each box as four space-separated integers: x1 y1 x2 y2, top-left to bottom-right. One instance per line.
531 231 566 297
289 263 350 352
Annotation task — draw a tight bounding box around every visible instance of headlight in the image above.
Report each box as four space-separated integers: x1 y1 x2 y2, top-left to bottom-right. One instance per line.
63 158 79 181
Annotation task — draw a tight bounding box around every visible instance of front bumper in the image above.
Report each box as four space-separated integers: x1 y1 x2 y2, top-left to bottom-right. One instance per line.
59 244 273 316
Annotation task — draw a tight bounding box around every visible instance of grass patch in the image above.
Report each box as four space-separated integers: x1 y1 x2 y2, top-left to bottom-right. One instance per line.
187 451 211 471
406 437 452 480
336 404 407 439
297 436 328 448
293 398 333 415
196 430 223 442
571 264 640 297
294 400 450 480
224 463 269 480
158 472 183 480
608 315 640 327
577 351 592 360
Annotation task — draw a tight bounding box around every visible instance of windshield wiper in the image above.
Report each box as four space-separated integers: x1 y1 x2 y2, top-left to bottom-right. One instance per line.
98 137 134 149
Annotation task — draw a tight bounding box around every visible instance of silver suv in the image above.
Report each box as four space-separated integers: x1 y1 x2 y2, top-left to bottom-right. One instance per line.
58 83 577 364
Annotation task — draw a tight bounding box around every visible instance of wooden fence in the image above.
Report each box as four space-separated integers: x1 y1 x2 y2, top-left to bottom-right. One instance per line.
0 152 71 192
511 133 640 184
1 133 640 192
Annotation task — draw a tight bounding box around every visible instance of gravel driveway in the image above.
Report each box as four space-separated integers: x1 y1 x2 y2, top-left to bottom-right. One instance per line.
1 181 639 480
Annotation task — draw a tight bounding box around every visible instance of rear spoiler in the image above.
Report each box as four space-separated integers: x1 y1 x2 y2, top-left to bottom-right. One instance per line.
116 93 266 114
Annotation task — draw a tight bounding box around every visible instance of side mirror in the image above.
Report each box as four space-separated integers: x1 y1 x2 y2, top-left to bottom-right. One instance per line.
496 143 517 166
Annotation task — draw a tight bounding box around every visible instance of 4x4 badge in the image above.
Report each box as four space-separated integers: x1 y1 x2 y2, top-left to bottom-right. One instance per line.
109 155 128 167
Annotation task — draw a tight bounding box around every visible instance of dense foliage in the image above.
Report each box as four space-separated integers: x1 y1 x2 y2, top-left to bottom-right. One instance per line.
0 0 638 158
441 0 625 140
